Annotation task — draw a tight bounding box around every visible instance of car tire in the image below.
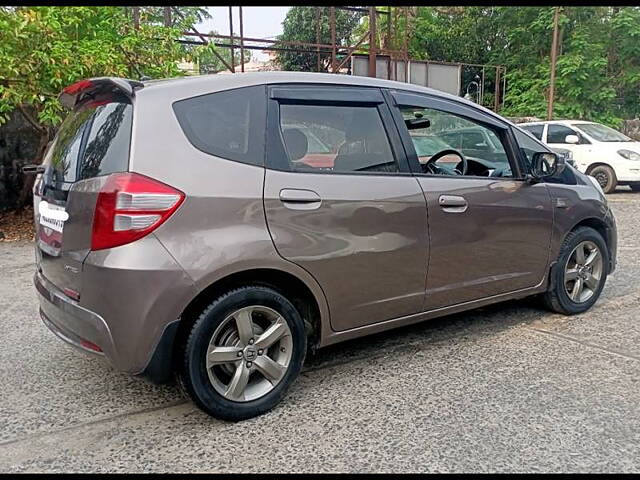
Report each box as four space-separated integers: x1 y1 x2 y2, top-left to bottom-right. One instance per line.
588 165 617 194
543 226 609 315
178 286 307 421
629 183 640 192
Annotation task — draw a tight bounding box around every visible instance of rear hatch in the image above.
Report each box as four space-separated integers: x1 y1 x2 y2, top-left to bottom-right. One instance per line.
34 80 136 297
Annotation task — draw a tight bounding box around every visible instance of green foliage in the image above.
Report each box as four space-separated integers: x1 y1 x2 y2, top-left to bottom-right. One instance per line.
0 6 195 128
377 6 640 125
274 7 363 72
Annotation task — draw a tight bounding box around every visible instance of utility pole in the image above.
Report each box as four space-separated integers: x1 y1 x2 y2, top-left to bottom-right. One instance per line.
132 7 140 30
368 7 377 77
229 7 235 73
239 7 245 72
330 7 336 73
547 7 560 120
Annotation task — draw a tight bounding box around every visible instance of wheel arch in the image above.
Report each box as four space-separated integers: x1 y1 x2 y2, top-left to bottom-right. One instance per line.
547 216 612 294
585 162 615 175
173 268 326 366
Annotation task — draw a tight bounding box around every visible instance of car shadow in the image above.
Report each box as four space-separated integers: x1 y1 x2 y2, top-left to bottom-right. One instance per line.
304 296 552 372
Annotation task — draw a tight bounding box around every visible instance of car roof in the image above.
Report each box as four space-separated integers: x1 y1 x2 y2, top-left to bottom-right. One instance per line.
138 71 510 126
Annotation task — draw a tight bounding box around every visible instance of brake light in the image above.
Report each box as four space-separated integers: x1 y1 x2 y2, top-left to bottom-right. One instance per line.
91 173 185 251
62 79 94 95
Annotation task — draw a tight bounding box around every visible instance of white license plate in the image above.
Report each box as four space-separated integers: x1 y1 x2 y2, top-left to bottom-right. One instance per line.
38 200 69 233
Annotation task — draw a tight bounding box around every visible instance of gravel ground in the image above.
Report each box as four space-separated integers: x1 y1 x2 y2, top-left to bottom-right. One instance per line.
0 190 639 473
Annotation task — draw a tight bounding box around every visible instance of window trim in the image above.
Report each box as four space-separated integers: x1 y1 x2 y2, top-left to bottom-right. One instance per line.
546 123 591 145
265 84 411 176
384 89 525 180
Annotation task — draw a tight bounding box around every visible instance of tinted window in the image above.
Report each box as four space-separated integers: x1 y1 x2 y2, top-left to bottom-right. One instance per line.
278 103 398 173
398 106 513 178
173 85 266 166
514 128 545 167
547 124 586 144
79 102 132 180
49 100 132 184
521 124 544 140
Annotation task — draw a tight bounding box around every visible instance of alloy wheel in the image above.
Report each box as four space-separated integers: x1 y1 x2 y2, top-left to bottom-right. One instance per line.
205 305 293 402
594 171 609 189
564 240 603 303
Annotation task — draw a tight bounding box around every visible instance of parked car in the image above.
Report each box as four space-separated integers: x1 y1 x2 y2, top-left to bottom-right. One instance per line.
32 73 617 421
549 147 575 167
519 120 640 193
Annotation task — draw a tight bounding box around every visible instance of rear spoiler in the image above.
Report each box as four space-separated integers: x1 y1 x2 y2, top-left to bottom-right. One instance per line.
58 77 144 110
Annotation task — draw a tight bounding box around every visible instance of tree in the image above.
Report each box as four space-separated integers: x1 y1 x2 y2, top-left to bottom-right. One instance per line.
274 7 364 72
395 6 640 126
0 6 201 207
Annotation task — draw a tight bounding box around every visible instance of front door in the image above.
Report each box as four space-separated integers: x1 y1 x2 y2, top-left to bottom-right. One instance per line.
388 90 554 310
263 85 429 331
545 123 593 171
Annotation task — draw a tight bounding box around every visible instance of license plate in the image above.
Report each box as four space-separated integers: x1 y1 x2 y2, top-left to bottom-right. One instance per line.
38 200 68 233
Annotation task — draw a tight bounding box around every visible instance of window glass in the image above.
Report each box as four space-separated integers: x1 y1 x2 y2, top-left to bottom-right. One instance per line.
278 103 398 173
521 124 544 141
49 108 93 184
573 123 632 142
514 128 545 167
398 106 513 178
78 102 132 180
49 100 132 184
547 124 584 144
173 86 265 166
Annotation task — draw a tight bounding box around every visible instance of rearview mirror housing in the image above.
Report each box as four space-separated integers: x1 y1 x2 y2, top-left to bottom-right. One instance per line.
405 118 430 130
565 134 579 144
530 151 565 181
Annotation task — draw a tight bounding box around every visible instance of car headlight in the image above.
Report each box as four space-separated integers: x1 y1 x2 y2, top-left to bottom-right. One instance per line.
618 149 640 161
587 173 606 198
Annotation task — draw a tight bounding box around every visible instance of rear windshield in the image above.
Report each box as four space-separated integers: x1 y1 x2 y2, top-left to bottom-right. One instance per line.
49 99 133 184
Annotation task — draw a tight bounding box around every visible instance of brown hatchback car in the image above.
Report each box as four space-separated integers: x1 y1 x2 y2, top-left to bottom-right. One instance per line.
32 72 617 421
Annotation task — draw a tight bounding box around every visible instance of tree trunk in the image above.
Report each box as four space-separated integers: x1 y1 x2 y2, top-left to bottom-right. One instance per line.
17 127 50 211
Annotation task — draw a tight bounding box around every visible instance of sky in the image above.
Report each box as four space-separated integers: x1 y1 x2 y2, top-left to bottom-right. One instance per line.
196 7 291 61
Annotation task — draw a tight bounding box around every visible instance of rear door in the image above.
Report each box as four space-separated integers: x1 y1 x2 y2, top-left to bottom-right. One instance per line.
34 92 133 295
263 85 429 332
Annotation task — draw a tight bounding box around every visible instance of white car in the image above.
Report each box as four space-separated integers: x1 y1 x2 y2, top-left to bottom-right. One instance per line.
519 120 640 193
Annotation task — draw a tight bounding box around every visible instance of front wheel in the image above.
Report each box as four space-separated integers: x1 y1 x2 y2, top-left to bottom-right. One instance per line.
543 226 609 315
588 165 617 194
179 286 307 421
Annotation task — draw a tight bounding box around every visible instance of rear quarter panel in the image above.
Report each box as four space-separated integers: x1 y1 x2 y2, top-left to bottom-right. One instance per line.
128 83 332 342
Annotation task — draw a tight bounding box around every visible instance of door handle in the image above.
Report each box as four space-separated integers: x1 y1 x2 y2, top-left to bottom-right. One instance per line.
438 194 468 213
279 189 322 210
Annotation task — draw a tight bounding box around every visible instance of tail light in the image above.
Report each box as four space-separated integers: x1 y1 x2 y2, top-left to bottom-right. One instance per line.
92 172 184 251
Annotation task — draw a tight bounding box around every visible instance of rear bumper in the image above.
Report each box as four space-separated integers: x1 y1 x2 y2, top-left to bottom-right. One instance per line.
35 234 197 380
36 271 116 361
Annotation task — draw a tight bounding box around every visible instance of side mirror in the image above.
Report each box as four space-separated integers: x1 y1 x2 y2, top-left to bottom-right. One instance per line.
565 134 579 144
530 151 565 181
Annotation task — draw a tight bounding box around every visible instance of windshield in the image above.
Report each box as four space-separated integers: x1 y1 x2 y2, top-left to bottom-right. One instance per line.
573 123 632 142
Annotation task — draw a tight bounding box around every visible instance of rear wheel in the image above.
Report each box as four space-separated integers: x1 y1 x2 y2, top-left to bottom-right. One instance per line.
543 226 608 315
588 165 617 194
179 286 307 421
